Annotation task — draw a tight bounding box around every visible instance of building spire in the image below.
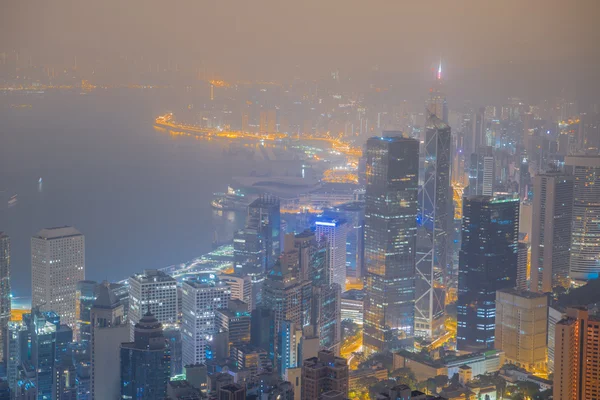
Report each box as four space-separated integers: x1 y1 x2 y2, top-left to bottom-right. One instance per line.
437 57 442 81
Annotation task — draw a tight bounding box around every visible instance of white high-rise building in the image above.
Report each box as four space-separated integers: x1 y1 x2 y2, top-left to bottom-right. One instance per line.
218 273 252 309
31 226 85 328
181 273 230 365
315 216 347 291
128 269 178 338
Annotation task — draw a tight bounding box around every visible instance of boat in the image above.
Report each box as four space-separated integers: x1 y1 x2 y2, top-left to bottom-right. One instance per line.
38 177 43 184
8 195 17 207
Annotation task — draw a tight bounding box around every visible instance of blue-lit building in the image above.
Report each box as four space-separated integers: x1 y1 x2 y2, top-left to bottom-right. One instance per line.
120 311 169 400
457 195 519 352
363 134 419 354
333 202 365 279
21 309 75 400
76 280 98 345
315 215 347 290
163 326 182 377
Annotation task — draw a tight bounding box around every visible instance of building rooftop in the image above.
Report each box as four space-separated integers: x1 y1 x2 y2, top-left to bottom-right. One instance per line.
130 269 176 283
341 289 365 301
496 287 548 299
33 226 82 240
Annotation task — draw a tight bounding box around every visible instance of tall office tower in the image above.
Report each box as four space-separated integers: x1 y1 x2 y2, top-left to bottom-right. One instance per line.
163 326 182 377
363 135 419 353
0 233 10 363
426 61 448 124
128 269 178 337
23 310 73 399
547 306 565 374
6 321 27 392
75 280 97 345
218 273 252 309
267 109 277 134
292 230 318 281
278 321 303 378
90 282 128 400
301 350 348 400
31 226 85 328
120 311 170 400
565 156 600 281
315 215 347 291
251 306 275 355
259 111 268 134
457 195 519 352
416 115 451 339
262 262 312 338
241 111 250 132
466 108 485 156
329 202 365 279
468 146 494 196
516 241 530 291
311 284 342 355
494 288 548 373
181 273 231 365
233 228 265 275
554 307 600 400
216 299 251 346
247 196 281 271
530 171 574 292
218 383 246 400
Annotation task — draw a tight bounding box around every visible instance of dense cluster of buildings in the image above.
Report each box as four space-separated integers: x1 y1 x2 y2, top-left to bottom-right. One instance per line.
0 62 600 400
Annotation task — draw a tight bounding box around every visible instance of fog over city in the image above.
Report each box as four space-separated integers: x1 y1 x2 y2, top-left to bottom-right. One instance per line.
1 2 600 400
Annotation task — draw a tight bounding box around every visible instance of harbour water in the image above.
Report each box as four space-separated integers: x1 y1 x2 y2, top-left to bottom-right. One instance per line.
0 89 260 296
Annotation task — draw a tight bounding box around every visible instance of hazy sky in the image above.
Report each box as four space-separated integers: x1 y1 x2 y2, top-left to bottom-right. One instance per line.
2 0 599 101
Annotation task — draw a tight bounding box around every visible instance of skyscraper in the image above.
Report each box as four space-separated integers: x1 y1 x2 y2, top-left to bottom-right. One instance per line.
75 280 97 345
233 228 264 276
530 171 574 292
301 350 348 400
120 311 170 400
31 226 85 328
311 283 342 355
181 273 231 365
218 273 252 309
426 60 448 124
494 288 548 373
468 146 494 196
0 233 10 363
553 307 600 400
363 134 419 353
565 155 600 281
262 262 312 340
90 282 128 400
457 195 519 352
128 269 178 337
23 309 74 400
315 216 347 291
328 202 365 279
416 115 451 339
247 196 281 271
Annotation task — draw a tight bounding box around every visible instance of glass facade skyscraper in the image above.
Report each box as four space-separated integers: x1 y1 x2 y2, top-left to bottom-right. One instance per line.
457 195 519 352
415 114 451 339
247 196 281 271
565 155 600 281
120 311 170 400
363 134 419 354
